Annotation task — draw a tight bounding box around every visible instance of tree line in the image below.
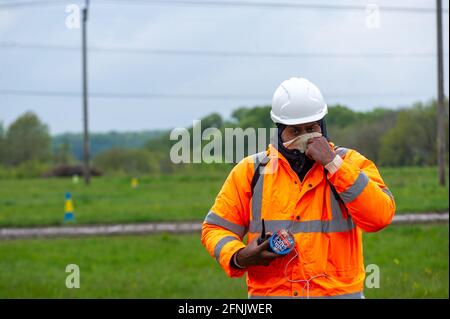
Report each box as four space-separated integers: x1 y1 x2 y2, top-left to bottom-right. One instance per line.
0 99 448 177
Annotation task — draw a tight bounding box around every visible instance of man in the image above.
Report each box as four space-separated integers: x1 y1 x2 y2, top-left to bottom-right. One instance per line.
201 77 395 299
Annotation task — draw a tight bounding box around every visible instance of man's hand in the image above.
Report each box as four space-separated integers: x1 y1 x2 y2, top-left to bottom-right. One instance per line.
305 137 336 166
235 233 281 267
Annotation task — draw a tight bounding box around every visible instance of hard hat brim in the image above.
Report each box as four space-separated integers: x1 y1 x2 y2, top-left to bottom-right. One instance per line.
270 105 328 125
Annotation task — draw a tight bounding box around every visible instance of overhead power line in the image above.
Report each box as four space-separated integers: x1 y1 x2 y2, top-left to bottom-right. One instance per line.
0 42 447 59
101 0 449 14
0 89 267 100
0 0 448 14
0 0 60 9
0 88 434 100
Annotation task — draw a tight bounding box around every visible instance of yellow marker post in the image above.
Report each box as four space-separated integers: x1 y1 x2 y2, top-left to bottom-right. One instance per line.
131 177 139 189
64 192 75 223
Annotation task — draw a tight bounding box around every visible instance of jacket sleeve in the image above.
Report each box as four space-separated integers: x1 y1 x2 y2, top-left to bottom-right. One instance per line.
327 149 396 232
201 157 253 278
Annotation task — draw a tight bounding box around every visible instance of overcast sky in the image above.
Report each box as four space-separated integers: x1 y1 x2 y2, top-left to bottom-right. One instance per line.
0 0 448 134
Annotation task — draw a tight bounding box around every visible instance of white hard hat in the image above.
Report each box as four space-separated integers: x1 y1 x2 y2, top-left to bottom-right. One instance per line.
270 77 328 125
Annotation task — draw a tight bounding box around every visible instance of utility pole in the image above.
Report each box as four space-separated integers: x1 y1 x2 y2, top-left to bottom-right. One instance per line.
436 0 446 186
82 0 90 185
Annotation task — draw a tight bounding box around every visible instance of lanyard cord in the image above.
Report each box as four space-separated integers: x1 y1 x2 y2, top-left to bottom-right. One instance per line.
284 207 328 299
284 247 328 298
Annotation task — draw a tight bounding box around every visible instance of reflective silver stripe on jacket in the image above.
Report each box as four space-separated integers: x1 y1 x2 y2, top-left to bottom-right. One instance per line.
214 236 239 261
339 171 369 203
334 146 349 158
248 218 355 234
204 211 247 238
382 187 394 199
251 151 269 224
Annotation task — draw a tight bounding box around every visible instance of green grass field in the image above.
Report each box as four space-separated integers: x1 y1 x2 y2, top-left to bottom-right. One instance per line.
0 224 447 298
0 166 448 227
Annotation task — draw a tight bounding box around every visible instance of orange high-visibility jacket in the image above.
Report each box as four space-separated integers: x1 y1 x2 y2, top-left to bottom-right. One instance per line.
201 143 395 299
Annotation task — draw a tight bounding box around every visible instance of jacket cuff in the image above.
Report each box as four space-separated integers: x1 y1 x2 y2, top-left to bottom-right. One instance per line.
327 158 362 193
325 155 343 175
219 240 247 278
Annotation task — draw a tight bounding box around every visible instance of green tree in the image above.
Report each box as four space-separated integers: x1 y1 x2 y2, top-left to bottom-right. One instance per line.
378 101 449 166
230 106 273 129
53 142 75 165
326 104 362 128
4 112 51 166
199 112 223 129
328 108 397 164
